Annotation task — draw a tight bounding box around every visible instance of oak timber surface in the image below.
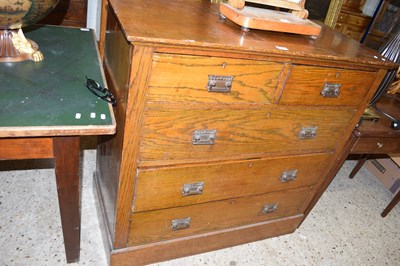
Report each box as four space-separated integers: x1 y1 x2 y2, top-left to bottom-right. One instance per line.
0 25 114 137
134 153 331 212
138 108 355 164
97 1 396 264
109 0 393 68
128 187 313 246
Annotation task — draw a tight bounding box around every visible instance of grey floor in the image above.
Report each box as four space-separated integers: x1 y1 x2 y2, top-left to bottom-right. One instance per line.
0 141 399 266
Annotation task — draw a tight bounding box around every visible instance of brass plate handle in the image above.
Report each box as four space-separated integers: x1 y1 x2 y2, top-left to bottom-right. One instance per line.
171 218 191 231
281 170 298 183
207 75 233 92
321 82 341 98
182 182 204 196
192 129 217 145
262 203 278 214
298 126 318 139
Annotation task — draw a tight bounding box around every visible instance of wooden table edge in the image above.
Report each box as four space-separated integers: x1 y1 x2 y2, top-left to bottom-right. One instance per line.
0 124 116 138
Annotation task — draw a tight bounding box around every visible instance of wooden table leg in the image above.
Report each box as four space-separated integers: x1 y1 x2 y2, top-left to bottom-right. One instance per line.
349 154 369 179
381 190 400 217
53 136 81 263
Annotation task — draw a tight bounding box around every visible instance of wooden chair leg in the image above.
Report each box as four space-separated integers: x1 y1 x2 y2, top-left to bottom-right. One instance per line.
349 155 369 179
381 189 400 217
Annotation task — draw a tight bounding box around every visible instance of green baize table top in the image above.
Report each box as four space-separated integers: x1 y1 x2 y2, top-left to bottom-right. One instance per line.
0 25 115 137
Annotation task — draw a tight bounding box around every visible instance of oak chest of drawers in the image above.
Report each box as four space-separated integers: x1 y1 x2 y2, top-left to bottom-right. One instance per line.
95 0 394 265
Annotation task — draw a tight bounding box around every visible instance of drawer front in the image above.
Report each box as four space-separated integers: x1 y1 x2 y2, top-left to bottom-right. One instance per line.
280 65 377 106
134 153 331 212
345 14 370 27
351 137 400 154
139 108 355 164
128 187 313 246
147 54 284 104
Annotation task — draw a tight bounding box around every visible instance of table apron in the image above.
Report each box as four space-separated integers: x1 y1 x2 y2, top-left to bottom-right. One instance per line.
0 137 54 160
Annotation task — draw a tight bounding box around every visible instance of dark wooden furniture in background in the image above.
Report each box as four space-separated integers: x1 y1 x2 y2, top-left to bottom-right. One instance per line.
0 26 115 263
39 0 88 27
325 0 372 41
335 0 372 41
349 94 400 217
95 0 395 265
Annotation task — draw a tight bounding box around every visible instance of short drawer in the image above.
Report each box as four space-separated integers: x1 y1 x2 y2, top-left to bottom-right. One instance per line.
134 153 331 212
147 54 284 104
351 137 400 154
138 107 355 165
128 187 314 246
345 14 370 27
280 65 377 106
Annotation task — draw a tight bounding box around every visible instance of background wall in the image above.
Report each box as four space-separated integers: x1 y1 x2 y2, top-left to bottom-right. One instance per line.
363 0 381 16
87 0 102 40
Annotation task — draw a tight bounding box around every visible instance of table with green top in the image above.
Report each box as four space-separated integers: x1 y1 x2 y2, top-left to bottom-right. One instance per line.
0 25 116 263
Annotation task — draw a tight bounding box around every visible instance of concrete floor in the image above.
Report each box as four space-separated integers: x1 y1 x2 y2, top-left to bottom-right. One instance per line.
0 145 399 266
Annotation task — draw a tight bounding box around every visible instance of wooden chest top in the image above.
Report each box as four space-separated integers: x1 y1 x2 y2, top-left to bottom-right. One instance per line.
109 0 394 68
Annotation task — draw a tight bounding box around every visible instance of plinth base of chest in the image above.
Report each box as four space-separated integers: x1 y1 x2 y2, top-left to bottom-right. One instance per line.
109 214 303 266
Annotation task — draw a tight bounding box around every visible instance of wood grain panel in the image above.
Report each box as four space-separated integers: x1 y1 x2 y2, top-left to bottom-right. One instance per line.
138 108 355 165
108 0 395 70
147 54 284 104
134 153 331 212
0 138 53 160
128 187 313 246
96 10 133 247
112 45 155 249
280 66 377 106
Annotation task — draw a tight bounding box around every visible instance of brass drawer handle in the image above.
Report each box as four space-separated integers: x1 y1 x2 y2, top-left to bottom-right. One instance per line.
281 170 298 183
321 82 341 98
377 142 384 149
207 75 233 93
298 126 318 139
262 203 278 214
192 129 217 145
182 182 204 196
171 218 191 231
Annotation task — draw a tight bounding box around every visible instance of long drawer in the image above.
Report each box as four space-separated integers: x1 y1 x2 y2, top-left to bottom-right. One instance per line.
138 108 355 165
128 187 314 246
351 137 400 154
280 65 377 106
147 53 284 104
133 153 331 212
